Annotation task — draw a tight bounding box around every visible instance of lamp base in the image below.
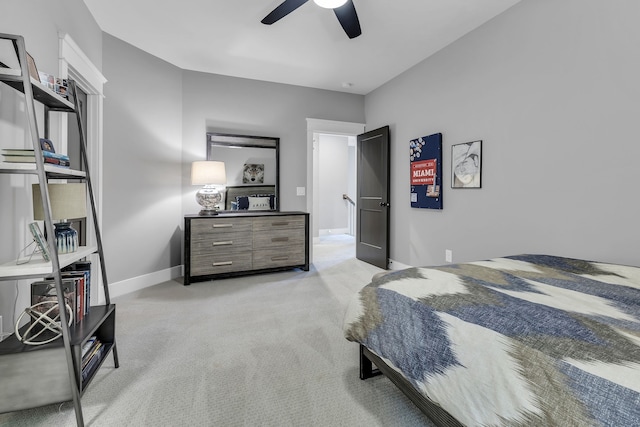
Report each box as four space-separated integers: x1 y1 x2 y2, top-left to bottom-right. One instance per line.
196 185 222 216
54 222 78 254
198 208 220 216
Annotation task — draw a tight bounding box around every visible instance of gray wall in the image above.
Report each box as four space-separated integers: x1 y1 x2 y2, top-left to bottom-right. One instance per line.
101 34 183 283
318 134 349 232
365 0 640 267
181 71 365 216
0 0 102 334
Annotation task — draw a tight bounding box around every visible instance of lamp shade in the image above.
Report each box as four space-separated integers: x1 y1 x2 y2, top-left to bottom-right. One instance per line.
191 161 226 186
32 183 87 220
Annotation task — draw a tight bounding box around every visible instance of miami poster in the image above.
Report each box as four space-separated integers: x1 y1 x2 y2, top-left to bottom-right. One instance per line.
410 133 442 209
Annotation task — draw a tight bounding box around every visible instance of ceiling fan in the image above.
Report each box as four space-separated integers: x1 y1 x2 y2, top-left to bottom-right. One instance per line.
261 0 362 39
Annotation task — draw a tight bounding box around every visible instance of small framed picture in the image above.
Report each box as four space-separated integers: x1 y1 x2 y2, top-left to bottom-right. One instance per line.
452 140 482 188
40 138 55 153
26 53 39 80
29 222 50 261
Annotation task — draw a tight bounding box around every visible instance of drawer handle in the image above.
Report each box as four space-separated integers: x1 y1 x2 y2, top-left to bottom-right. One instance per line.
272 237 289 243
272 222 289 226
271 256 289 261
213 224 233 228
213 241 233 246
212 261 233 266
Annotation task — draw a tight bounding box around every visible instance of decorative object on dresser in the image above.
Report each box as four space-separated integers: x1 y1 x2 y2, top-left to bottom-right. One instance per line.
32 183 87 254
184 212 309 285
191 160 227 216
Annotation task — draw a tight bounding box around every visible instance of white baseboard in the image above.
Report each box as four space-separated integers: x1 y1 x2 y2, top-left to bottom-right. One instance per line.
318 228 350 236
109 265 183 299
388 258 412 270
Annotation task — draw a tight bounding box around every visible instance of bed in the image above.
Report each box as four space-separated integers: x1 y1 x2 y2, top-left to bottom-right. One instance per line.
223 185 276 211
343 254 640 426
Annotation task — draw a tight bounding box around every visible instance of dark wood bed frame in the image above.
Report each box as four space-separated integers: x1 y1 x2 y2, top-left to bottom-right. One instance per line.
359 344 464 427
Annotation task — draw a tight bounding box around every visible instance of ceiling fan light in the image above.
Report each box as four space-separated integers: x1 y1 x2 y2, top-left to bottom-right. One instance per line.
313 0 348 9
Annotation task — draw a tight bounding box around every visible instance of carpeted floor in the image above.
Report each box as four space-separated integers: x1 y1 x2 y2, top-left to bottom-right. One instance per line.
0 235 435 426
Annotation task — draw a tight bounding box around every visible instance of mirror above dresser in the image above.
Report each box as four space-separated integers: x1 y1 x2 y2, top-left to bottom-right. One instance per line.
206 132 280 212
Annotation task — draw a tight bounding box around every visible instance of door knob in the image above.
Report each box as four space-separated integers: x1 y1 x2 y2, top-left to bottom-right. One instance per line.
379 202 390 207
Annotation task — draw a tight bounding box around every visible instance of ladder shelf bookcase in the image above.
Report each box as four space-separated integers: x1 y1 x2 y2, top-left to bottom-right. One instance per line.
0 33 118 427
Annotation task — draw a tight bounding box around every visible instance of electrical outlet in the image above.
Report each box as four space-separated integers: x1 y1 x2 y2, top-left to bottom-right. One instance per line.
445 249 453 263
296 187 306 196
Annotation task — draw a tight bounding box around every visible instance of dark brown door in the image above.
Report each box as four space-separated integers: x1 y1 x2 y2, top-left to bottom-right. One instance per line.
356 126 390 269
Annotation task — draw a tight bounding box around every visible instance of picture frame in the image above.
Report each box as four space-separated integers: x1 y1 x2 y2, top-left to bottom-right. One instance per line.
451 140 482 188
26 52 39 80
29 222 50 261
410 133 443 209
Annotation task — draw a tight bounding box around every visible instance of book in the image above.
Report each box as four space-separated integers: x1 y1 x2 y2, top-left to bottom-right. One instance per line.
82 343 105 382
81 336 98 358
1 149 37 155
30 279 77 325
2 154 70 166
82 341 102 369
61 272 85 323
63 261 91 315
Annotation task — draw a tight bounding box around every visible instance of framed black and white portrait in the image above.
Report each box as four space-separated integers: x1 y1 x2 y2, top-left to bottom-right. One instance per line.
451 140 482 188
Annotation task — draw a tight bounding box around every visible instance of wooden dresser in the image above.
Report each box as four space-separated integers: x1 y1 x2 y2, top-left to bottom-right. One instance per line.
183 212 309 285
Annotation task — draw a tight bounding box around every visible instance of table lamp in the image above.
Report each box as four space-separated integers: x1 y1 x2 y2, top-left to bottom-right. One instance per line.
32 183 87 254
191 161 226 215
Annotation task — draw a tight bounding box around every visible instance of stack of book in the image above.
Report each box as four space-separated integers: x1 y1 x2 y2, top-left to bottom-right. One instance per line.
2 137 70 167
30 261 91 325
1 148 70 167
81 336 106 382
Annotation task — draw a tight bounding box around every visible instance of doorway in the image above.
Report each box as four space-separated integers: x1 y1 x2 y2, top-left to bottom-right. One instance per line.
314 133 357 238
59 33 106 304
305 119 365 262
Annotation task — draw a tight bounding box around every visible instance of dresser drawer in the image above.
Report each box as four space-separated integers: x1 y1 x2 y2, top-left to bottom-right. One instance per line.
190 231 252 255
190 252 252 276
252 215 305 232
253 248 306 270
190 217 253 238
253 227 305 250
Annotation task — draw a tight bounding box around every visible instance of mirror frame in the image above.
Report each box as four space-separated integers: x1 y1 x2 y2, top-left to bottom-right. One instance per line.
206 132 280 212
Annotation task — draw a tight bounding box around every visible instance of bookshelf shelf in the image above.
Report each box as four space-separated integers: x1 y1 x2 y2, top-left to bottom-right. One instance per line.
0 304 116 411
0 33 118 426
0 70 74 111
0 246 97 280
0 163 86 178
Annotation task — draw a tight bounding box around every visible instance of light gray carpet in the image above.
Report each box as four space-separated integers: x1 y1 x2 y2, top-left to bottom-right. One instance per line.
0 235 435 426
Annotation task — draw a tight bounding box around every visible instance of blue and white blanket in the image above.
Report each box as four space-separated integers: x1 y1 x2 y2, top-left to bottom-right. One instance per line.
343 255 640 426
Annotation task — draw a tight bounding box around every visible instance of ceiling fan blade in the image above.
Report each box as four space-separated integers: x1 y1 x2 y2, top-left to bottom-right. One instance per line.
333 0 361 39
262 0 309 25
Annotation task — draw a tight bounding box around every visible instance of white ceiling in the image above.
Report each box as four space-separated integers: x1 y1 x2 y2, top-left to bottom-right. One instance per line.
82 0 521 95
